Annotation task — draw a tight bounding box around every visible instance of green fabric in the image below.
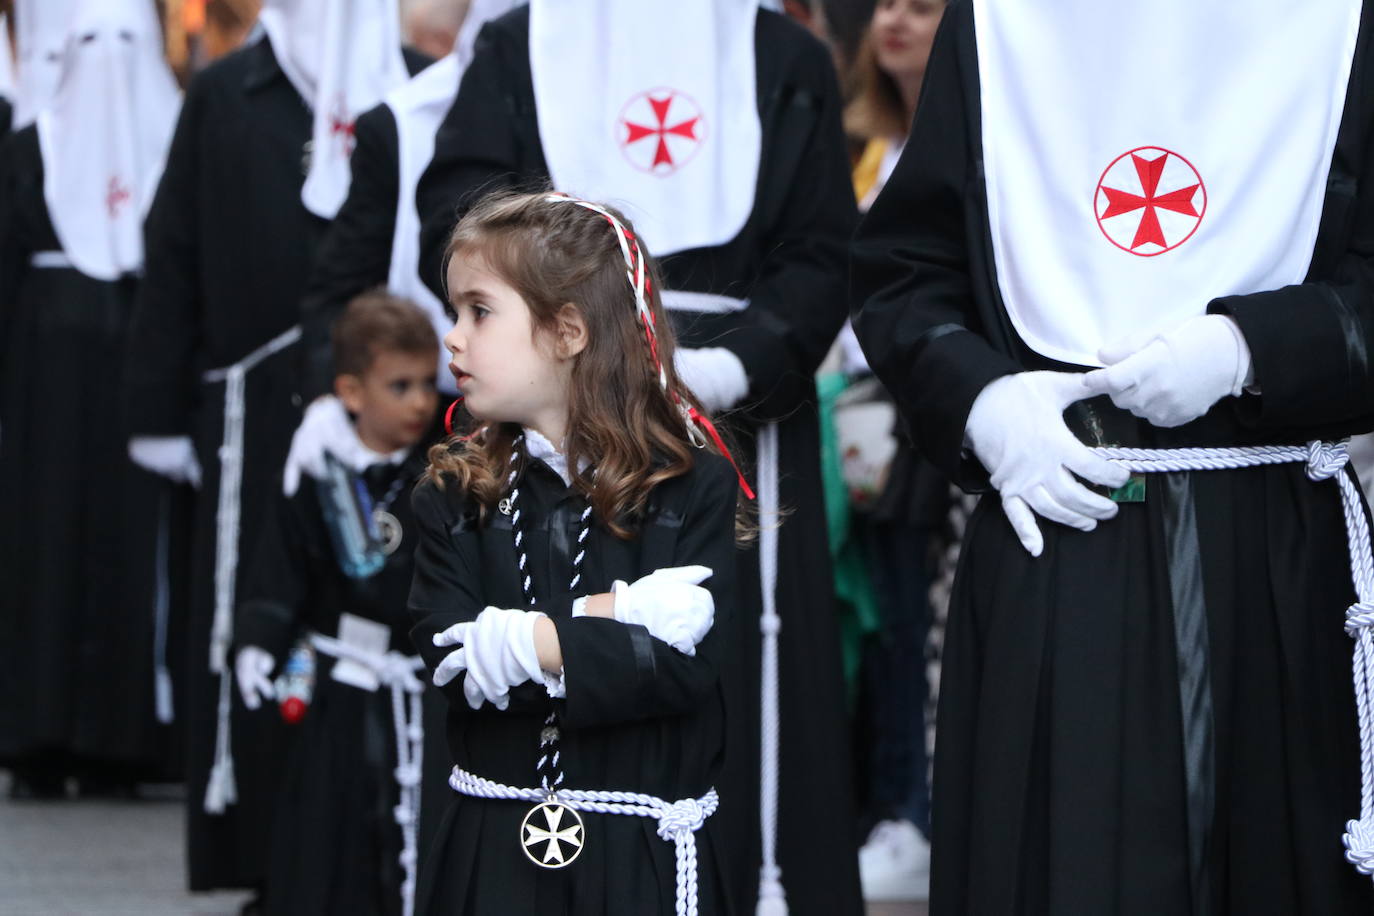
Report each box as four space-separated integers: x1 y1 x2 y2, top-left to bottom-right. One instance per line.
816 372 882 698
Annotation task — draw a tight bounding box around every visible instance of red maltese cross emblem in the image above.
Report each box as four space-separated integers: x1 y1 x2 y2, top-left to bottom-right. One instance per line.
1094 147 1206 256
106 176 132 219
618 88 706 176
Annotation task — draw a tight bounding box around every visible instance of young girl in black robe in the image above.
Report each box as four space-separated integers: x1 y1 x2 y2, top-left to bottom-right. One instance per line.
408 191 745 915
234 292 447 916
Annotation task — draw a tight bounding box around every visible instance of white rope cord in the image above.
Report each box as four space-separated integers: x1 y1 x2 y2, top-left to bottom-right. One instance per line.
201 323 303 815
1091 439 1374 876
755 422 786 915
450 766 718 916
310 634 427 916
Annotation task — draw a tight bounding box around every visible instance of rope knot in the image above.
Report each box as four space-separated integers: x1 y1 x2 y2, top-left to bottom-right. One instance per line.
381 653 424 692
394 802 417 826
394 764 421 788
1305 440 1350 481
759 614 781 636
1344 817 1374 875
656 797 707 841
1346 602 1374 636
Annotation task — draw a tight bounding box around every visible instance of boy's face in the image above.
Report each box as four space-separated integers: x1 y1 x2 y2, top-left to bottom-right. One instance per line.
336 350 439 454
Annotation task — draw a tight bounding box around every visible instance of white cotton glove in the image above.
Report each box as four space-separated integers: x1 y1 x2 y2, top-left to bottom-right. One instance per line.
432 608 548 710
965 371 1131 558
674 346 750 414
1082 315 1254 429
282 395 376 497
235 646 276 710
605 565 715 656
129 435 202 488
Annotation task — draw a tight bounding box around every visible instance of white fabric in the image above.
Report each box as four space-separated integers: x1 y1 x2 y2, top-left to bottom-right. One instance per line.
964 371 1130 557
675 346 750 414
387 52 462 393
37 0 179 281
610 565 715 656
11 0 79 127
282 395 410 497
234 646 277 710
259 0 410 218
129 434 202 488
0 15 17 103
1083 314 1253 429
660 290 750 314
432 607 558 709
523 425 593 487
529 0 761 257
972 0 1361 367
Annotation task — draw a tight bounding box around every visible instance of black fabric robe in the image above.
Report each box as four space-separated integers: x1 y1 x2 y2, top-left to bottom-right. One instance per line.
0 125 182 781
299 103 403 401
408 449 740 915
236 444 449 916
851 2 1374 913
414 9 862 912
123 37 428 890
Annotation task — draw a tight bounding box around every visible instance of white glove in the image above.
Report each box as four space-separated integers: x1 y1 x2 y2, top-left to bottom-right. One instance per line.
129 435 202 488
1082 315 1253 429
282 395 376 497
674 347 750 414
235 646 276 710
432 607 549 710
965 371 1131 558
599 565 715 656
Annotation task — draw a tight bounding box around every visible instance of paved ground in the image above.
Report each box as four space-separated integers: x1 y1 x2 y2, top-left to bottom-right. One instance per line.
0 776 925 915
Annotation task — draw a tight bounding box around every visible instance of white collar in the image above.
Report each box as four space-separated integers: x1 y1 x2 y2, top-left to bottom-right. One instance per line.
522 427 593 487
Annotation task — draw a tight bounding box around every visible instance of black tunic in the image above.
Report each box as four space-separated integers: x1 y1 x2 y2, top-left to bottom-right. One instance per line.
851 2 1374 913
236 446 449 916
299 103 403 400
0 126 181 780
414 9 863 912
123 38 428 890
407 450 740 915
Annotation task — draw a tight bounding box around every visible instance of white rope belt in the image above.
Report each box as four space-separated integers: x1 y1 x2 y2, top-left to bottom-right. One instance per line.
449 766 719 916
200 324 302 815
754 422 786 915
1091 439 1374 877
311 634 427 916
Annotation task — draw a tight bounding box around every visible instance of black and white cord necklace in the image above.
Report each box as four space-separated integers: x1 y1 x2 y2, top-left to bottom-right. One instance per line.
502 434 595 869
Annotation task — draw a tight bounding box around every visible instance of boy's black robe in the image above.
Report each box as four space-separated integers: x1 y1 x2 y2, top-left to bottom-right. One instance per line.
851 2 1374 912
413 9 863 912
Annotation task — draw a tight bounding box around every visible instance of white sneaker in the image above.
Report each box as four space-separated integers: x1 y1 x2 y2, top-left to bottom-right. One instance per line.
858 819 931 902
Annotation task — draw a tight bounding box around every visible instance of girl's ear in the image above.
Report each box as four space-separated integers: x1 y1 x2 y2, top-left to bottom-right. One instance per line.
553 303 590 359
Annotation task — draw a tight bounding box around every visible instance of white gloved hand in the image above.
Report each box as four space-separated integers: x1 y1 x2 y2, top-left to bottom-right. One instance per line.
432 607 547 710
235 646 276 710
965 371 1131 558
129 435 202 488
282 395 373 497
674 347 750 414
603 565 715 656
1082 315 1253 429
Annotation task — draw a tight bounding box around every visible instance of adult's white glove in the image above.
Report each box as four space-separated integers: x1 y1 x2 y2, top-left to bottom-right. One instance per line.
965 371 1130 558
432 607 548 710
235 646 276 710
674 347 749 414
282 395 375 497
1082 314 1253 429
129 435 202 488
598 565 715 656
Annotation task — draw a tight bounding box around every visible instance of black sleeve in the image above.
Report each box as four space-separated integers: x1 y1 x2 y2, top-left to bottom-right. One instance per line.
235 489 312 662
299 104 401 400
553 458 738 730
0 133 29 365
416 18 541 302
708 29 859 423
849 2 1021 488
407 479 575 714
124 78 207 437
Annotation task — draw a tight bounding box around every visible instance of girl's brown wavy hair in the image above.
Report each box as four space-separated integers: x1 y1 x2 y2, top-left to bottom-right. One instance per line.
425 190 744 540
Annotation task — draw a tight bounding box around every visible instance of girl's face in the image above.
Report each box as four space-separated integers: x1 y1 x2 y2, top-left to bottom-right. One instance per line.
443 251 579 440
872 0 944 86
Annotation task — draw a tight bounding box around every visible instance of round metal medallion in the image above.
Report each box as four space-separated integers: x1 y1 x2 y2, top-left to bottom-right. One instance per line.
520 800 585 868
374 509 403 556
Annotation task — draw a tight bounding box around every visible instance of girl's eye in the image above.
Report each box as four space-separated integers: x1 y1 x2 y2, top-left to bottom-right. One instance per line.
471 305 490 322
389 381 409 396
